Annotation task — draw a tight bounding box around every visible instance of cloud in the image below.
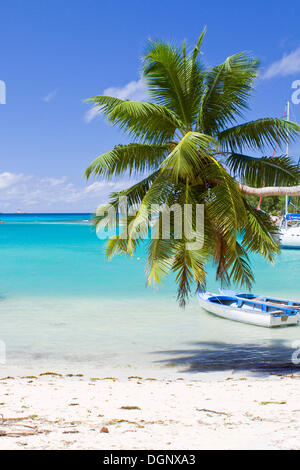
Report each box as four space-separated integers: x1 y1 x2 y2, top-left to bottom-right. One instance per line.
40 176 67 186
42 89 58 102
84 182 115 194
84 106 102 123
0 172 24 189
0 172 134 212
261 48 300 79
103 78 148 101
84 78 148 123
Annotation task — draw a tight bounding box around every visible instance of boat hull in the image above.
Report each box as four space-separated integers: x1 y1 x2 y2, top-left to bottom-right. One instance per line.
198 293 298 328
280 227 300 249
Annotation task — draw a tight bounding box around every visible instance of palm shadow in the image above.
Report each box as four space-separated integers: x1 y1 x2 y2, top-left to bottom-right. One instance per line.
152 339 300 376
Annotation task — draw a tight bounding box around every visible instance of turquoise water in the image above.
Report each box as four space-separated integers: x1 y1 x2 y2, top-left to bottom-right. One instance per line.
0 215 300 377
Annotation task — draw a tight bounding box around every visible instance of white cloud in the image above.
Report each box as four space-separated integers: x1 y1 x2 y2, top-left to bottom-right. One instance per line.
0 172 24 189
84 182 115 194
84 106 102 123
103 78 148 101
40 176 67 186
84 78 148 123
0 172 135 212
42 89 58 102
261 48 300 80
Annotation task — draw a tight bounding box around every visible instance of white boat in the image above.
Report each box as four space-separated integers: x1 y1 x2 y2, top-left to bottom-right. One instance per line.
280 214 300 248
278 101 300 249
221 289 300 310
198 291 299 328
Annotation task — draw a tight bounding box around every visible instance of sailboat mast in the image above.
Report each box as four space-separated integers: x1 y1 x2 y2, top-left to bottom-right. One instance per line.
285 101 290 228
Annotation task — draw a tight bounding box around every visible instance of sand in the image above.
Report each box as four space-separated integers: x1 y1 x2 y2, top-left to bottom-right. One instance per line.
0 372 299 450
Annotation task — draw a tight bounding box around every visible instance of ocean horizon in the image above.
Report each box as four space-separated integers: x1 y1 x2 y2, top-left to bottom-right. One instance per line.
0 213 93 223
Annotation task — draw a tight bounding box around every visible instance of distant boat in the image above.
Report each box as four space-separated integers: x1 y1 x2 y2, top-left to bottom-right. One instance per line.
280 213 300 248
198 291 299 328
278 102 300 249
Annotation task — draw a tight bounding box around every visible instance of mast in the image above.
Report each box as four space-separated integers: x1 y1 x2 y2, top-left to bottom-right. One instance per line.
285 101 290 229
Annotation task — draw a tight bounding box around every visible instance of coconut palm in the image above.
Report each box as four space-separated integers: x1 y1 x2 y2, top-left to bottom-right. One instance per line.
85 30 300 306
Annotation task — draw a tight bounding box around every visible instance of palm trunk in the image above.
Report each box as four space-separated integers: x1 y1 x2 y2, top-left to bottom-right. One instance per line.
239 184 300 197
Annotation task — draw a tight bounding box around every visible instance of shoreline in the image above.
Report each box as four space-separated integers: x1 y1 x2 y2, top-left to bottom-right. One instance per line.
0 373 299 450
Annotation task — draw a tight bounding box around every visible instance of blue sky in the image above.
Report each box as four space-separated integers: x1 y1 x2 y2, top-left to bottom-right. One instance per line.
1 0 300 211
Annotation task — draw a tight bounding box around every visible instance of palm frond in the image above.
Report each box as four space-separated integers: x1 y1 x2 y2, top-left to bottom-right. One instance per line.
241 198 280 262
160 131 218 181
218 118 300 152
146 220 176 287
86 95 123 116
143 37 205 126
199 52 259 134
110 171 172 213
88 96 182 142
204 157 248 244
126 171 174 241
225 242 254 289
105 236 131 260
172 239 207 307
226 153 300 187
93 172 161 235
85 143 169 180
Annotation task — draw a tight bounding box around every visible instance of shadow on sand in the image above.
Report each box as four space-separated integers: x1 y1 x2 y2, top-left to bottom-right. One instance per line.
152 339 300 376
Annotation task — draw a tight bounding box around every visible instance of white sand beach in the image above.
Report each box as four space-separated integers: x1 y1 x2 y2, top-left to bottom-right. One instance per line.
0 373 300 450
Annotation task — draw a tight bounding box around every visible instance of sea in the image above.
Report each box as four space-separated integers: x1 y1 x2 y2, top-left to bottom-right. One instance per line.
0 213 300 378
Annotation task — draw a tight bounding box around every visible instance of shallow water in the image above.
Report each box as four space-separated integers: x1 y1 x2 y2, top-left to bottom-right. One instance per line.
0 216 300 377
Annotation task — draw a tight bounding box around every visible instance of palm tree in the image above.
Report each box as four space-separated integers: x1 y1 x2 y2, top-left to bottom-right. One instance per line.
85 30 300 306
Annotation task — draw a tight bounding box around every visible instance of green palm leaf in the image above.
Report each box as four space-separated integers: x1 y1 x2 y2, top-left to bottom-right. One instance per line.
85 143 169 180
225 242 254 289
226 153 300 187
218 118 300 152
143 32 206 127
146 223 176 287
199 52 258 134
241 198 280 262
89 96 182 143
160 131 218 181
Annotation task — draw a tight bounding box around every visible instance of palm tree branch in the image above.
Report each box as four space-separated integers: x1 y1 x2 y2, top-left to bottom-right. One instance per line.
85 143 170 180
199 53 259 134
226 152 300 187
87 96 183 142
218 118 300 152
